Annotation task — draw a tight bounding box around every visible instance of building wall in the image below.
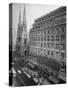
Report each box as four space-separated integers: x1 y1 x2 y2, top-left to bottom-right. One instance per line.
29 6 66 63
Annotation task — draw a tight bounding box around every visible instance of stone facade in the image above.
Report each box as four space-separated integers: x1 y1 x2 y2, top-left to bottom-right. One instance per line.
29 6 66 64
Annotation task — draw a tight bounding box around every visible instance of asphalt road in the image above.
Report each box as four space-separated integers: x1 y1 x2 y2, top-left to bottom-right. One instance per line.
12 56 54 86
13 61 37 86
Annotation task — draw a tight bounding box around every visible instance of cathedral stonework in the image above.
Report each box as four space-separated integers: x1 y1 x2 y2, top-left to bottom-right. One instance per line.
16 5 27 56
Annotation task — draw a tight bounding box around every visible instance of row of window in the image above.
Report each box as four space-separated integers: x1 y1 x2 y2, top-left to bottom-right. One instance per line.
30 26 65 36
33 15 65 30
30 47 65 59
30 34 65 41
30 42 65 50
47 50 65 59
44 27 65 34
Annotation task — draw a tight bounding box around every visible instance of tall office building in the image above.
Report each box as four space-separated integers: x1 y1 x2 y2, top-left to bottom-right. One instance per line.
29 6 66 65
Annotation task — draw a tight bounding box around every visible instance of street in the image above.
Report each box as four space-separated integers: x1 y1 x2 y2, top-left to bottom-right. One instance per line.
12 58 37 86
11 56 52 86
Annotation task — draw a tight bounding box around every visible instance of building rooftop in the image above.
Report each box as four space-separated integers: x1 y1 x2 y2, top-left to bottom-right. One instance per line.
35 6 66 23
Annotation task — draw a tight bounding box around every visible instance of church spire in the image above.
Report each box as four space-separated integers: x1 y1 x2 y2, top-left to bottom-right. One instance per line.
15 9 22 55
22 4 27 32
16 4 28 56
18 9 21 26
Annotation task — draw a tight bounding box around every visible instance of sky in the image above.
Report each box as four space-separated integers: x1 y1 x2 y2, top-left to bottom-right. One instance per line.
12 3 61 48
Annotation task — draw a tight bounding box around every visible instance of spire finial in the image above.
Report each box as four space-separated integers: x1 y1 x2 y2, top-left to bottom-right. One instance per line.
18 8 21 26
22 4 27 31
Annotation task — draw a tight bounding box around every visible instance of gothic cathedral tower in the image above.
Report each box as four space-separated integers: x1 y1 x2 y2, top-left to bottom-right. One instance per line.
16 5 27 56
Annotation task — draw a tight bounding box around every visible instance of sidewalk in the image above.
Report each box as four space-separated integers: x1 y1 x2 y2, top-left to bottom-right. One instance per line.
41 78 51 85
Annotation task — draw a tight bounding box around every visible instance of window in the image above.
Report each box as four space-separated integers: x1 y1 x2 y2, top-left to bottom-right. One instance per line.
51 43 54 48
47 36 50 41
44 49 46 54
41 36 43 41
56 28 59 33
33 37 36 41
47 50 50 55
44 49 46 52
37 37 38 41
52 29 54 34
51 51 54 56
36 37 38 41
44 31 46 34
44 43 46 47
61 35 65 40
56 51 59 57
51 36 54 41
41 43 43 47
48 30 49 34
36 42 37 46
38 42 40 46
61 44 65 49
56 44 59 49
48 43 50 48
44 36 46 41
61 52 64 58
41 48 42 51
35 37 37 41
34 37 36 41
56 35 59 41
38 37 40 41
61 27 64 32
